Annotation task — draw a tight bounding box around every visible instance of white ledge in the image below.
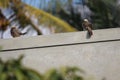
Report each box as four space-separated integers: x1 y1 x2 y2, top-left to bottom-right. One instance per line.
0 28 120 51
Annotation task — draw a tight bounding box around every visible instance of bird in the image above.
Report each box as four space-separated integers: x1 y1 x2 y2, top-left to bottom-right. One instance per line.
10 27 27 38
82 19 93 37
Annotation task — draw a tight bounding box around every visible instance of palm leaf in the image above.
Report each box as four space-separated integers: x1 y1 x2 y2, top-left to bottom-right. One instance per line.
0 0 77 35
25 5 77 33
0 0 9 8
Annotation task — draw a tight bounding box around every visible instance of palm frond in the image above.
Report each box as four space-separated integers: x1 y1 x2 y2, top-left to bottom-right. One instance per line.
25 5 77 33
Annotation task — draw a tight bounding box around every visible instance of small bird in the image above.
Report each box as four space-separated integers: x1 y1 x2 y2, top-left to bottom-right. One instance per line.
82 19 93 36
10 27 26 38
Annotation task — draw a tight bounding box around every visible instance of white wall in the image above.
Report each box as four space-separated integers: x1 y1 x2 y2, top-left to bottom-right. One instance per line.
0 28 120 80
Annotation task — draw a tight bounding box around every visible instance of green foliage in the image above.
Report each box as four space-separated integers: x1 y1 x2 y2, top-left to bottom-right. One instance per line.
44 67 85 80
0 55 89 80
0 0 9 8
25 5 77 33
1 0 119 32
47 0 83 31
0 55 43 80
87 0 120 29
58 9 83 31
47 0 120 30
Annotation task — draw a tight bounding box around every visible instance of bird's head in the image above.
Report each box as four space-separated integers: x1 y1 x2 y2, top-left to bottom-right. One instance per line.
83 19 88 22
11 27 16 29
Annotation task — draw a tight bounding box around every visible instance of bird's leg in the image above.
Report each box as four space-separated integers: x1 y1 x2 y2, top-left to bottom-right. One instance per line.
86 27 93 37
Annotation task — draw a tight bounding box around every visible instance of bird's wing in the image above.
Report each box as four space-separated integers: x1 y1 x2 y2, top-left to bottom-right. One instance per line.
89 23 93 29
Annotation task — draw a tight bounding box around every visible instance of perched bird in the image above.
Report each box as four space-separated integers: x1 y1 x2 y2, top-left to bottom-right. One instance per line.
10 27 26 38
82 19 93 36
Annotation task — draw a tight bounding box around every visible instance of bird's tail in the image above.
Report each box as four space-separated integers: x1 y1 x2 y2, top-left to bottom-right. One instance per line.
87 27 93 36
20 32 27 35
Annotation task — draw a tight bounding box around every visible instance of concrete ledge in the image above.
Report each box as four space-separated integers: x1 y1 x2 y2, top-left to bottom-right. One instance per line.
0 28 120 51
0 28 120 80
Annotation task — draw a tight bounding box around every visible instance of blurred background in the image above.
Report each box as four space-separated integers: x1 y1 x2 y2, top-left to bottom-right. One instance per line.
0 0 120 39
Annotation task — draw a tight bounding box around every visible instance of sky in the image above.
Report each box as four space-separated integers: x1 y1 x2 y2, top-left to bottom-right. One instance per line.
22 0 83 9
22 0 51 9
